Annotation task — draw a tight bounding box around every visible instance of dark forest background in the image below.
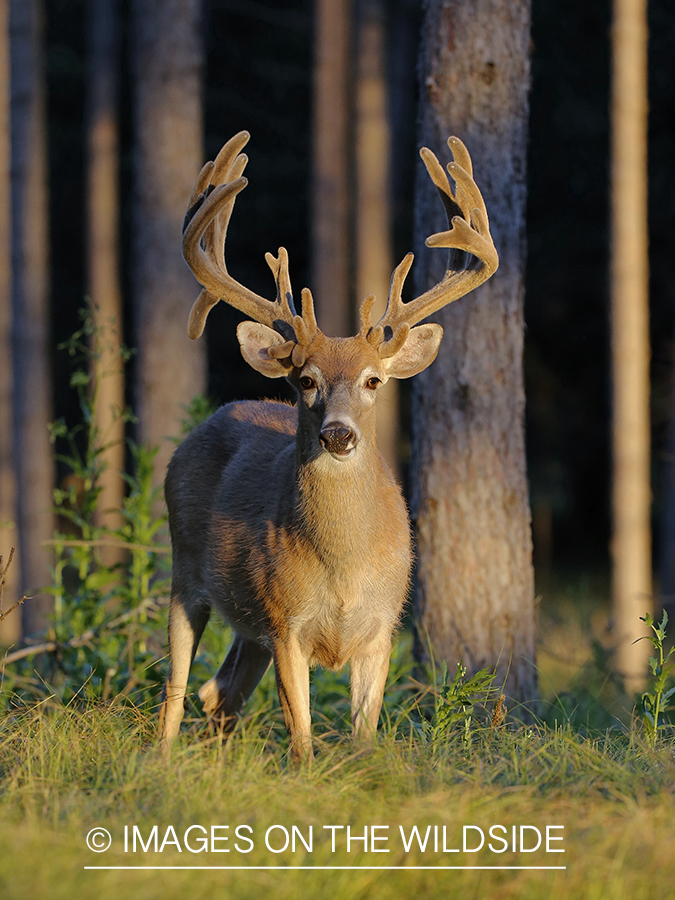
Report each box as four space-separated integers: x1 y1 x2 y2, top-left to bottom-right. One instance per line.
44 0 675 588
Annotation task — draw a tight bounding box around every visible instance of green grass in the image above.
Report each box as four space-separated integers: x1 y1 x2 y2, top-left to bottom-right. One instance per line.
1 667 675 900
2 560 675 899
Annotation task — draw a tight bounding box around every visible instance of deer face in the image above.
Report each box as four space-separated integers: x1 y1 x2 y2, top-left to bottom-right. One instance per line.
237 321 444 462
291 332 385 462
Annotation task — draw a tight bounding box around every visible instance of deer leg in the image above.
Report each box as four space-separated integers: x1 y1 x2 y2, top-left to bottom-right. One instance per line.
199 634 272 732
160 596 211 749
273 636 312 762
350 645 391 741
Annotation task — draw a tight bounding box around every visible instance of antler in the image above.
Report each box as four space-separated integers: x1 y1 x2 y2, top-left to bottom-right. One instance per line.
363 136 499 358
184 132 496 365
182 131 317 354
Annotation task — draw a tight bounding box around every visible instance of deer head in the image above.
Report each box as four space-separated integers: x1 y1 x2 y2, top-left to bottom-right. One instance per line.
181 131 499 433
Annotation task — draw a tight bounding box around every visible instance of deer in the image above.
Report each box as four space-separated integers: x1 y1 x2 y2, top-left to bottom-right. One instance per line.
158 130 498 761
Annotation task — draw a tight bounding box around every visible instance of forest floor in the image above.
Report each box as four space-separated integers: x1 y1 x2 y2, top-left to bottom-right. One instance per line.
1 575 674 900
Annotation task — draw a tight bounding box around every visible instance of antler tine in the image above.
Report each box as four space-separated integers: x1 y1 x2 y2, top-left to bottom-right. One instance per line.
204 149 249 274
446 135 472 177
265 247 297 322
182 131 299 340
359 294 377 339
372 137 499 354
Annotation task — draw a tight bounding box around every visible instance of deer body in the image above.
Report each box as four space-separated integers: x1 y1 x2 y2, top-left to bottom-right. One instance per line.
159 131 498 760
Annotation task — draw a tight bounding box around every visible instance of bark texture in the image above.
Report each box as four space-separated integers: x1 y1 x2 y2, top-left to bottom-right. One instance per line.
411 0 535 703
0 0 20 642
355 0 398 473
609 0 651 690
10 0 54 635
87 0 125 561
131 0 205 487
311 0 351 337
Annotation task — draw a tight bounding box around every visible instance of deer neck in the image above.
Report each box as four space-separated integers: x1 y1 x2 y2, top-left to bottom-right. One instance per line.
294 430 384 565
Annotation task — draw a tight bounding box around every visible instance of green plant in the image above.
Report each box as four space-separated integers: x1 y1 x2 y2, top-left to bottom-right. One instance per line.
1 310 171 709
178 394 218 438
638 610 675 745
424 661 499 749
0 549 25 625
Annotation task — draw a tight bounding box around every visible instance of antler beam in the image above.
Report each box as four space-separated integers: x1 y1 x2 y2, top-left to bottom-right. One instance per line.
182 131 300 340
370 136 499 356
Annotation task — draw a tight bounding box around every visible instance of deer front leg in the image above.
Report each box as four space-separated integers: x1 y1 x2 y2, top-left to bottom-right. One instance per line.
199 634 272 733
159 596 210 750
273 635 312 763
350 644 391 741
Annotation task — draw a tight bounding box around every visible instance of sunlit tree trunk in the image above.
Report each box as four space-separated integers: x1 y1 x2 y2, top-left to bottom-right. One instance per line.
311 0 351 337
411 0 536 704
130 0 205 490
610 0 651 691
354 0 398 473
86 0 125 564
0 0 20 642
10 0 54 635
660 377 675 618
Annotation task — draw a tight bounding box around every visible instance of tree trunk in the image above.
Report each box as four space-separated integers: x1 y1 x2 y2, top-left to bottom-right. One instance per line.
0 0 20 642
411 0 535 704
354 0 398 473
10 0 54 635
86 0 125 562
130 0 205 489
311 0 352 337
610 0 651 691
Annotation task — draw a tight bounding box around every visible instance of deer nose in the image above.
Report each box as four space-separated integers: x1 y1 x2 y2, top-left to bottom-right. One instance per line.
320 422 358 455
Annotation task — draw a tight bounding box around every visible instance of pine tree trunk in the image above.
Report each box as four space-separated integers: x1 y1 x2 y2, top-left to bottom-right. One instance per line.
610 0 651 690
0 0 20 642
354 0 398 473
311 0 351 337
411 0 536 704
86 0 125 563
10 0 54 635
131 0 205 488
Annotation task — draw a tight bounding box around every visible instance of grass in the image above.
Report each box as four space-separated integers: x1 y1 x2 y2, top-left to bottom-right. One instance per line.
1 641 675 900
536 570 638 731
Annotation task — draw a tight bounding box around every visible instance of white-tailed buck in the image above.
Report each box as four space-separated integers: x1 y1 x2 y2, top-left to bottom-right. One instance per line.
159 131 498 760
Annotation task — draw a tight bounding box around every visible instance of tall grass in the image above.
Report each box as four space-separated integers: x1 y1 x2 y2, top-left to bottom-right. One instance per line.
0 694 675 900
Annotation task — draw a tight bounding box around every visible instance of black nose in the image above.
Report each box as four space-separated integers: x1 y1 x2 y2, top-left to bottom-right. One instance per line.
320 422 357 455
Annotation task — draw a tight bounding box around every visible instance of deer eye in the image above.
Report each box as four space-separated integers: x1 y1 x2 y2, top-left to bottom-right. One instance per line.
365 376 381 390
299 375 316 391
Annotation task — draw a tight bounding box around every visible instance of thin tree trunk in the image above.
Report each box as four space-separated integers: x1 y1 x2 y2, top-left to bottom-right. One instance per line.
610 0 651 691
354 0 398 473
411 0 536 704
131 0 205 490
10 0 54 635
311 0 351 337
659 372 675 617
0 0 20 642
86 0 125 562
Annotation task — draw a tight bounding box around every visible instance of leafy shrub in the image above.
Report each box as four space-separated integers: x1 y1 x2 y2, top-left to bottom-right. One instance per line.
1 311 170 709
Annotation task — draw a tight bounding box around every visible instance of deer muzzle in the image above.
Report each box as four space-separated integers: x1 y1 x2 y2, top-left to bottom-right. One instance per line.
319 422 358 457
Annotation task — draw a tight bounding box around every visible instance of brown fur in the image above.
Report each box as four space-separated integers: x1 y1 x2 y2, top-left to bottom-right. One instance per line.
160 335 416 761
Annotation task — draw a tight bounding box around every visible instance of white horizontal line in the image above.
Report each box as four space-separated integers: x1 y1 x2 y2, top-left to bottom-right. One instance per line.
84 865 567 871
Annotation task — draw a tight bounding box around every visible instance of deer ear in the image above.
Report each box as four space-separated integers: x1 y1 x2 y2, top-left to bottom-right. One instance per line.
383 323 443 379
237 322 294 378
